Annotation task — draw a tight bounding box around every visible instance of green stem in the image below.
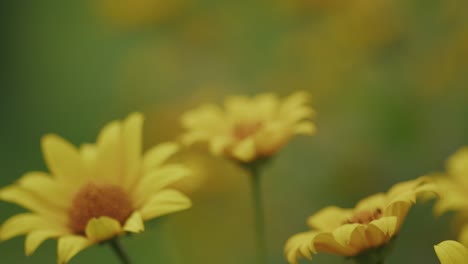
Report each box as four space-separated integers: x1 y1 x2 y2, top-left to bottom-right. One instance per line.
109 238 132 264
249 165 268 264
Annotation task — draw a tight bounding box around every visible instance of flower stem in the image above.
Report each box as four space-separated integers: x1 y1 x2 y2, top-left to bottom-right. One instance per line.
249 165 268 264
109 238 132 264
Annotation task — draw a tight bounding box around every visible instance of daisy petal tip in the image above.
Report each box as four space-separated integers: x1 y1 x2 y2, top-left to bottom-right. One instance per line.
85 217 122 242
123 212 145 233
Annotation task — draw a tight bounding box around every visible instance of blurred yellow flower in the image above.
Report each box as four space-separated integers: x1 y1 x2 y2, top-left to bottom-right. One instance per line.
181 91 316 162
0 113 192 263
432 147 468 216
434 240 468 264
285 178 435 264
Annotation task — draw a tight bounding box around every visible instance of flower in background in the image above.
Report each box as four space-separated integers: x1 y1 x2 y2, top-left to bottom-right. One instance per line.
181 91 316 162
432 147 468 215
432 147 468 246
0 113 192 263
434 240 468 264
285 177 436 264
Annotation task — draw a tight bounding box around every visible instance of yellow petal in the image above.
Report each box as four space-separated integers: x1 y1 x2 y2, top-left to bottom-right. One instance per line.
413 181 439 203
26 229 65 256
447 147 468 185
180 103 229 147
16 171 71 210
80 144 97 163
122 113 143 188
386 177 424 202
181 104 224 129
279 92 315 123
355 193 386 211
434 240 468 264
307 206 352 230
0 213 52 241
0 186 66 223
313 232 357 256
332 223 375 251
253 93 279 120
181 131 208 145
225 96 252 120
134 164 191 206
209 136 233 155
458 224 468 246
123 211 144 233
285 107 315 124
363 223 386 247
280 91 311 116
332 223 361 247
285 230 357 264
348 224 370 251
57 235 92 264
386 179 436 222
80 144 98 179
140 189 191 220
96 121 123 185
231 138 256 162
41 134 85 185
142 142 180 173
284 231 319 264
85 217 122 242
433 179 468 215
383 201 411 231
294 122 316 135
255 124 289 156
369 216 397 241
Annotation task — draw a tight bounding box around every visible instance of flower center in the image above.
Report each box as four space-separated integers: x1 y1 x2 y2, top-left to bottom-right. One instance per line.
68 182 133 234
344 208 382 225
233 121 263 140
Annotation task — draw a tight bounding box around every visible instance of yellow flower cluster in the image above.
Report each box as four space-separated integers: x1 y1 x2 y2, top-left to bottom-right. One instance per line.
0 92 315 263
0 91 466 264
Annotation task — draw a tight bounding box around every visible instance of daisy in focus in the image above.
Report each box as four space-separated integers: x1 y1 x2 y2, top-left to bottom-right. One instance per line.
434 240 468 264
285 178 436 264
180 91 316 163
431 147 468 245
0 113 192 263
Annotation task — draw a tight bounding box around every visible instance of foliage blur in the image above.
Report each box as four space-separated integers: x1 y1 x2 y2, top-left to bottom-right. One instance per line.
1 0 468 263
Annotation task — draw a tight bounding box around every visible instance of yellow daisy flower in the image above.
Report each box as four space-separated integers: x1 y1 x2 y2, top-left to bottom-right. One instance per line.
434 240 468 264
285 178 435 264
181 91 316 162
0 113 192 263
432 147 468 216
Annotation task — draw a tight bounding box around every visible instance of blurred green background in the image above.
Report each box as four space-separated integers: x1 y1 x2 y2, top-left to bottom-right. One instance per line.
1 0 468 263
